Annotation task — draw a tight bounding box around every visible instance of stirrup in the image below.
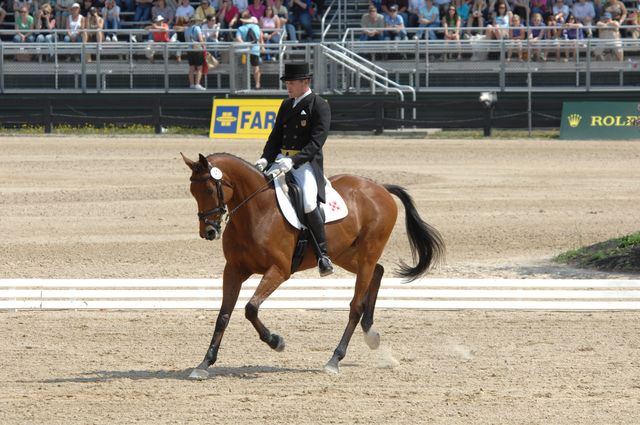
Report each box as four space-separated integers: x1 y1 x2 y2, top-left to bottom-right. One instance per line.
318 256 334 277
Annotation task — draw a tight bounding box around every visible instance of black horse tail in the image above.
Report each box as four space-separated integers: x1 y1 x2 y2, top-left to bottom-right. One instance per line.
384 184 445 281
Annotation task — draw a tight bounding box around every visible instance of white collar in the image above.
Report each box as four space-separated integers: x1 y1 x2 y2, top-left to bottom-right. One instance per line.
293 89 312 108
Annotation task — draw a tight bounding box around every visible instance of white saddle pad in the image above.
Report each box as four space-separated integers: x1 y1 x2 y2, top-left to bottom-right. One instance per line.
266 167 348 230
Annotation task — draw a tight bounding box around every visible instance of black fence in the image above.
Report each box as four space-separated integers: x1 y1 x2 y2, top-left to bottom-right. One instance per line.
1 91 639 134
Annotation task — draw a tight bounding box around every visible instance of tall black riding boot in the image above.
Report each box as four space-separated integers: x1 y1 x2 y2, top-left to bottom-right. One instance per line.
305 208 334 277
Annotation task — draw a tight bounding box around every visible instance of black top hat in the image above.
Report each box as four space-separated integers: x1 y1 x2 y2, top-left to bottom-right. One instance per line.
280 63 313 81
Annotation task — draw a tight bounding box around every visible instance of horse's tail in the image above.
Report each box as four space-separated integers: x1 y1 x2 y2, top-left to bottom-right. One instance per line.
384 184 445 281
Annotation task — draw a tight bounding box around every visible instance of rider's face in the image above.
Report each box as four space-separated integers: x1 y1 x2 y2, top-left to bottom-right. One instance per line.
285 79 309 99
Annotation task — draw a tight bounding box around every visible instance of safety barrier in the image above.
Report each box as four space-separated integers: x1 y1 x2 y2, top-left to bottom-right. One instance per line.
2 278 640 311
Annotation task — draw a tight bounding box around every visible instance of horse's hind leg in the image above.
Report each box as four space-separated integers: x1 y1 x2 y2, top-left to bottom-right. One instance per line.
245 266 288 352
324 262 376 374
361 264 384 350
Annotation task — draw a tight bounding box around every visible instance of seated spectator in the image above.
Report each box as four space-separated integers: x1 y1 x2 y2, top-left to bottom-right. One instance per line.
553 0 570 23
145 14 170 61
35 3 56 60
14 6 35 43
13 0 35 14
530 0 548 17
176 0 195 23
288 0 312 41
572 0 595 31
201 13 220 46
415 0 438 40
507 13 525 61
80 0 95 17
486 0 511 39
153 0 176 27
382 0 408 25
407 0 421 31
273 0 296 41
217 0 239 39
544 13 562 60
370 0 382 13
435 0 451 18
594 11 623 61
360 3 384 41
173 15 189 62
195 0 216 22
510 0 529 22
55 0 75 30
0 4 6 28
454 0 470 34
528 12 546 60
234 0 249 12
467 0 486 34
602 0 627 25
442 4 462 59
85 6 104 42
384 4 407 40
102 0 121 41
260 5 281 60
562 13 584 61
247 0 264 20
135 0 154 22
235 10 264 89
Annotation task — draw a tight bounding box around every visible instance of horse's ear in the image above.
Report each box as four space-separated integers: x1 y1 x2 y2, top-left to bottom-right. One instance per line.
181 152 197 171
198 154 210 169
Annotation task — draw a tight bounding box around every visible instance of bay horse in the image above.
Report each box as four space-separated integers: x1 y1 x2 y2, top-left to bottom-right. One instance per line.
182 152 444 379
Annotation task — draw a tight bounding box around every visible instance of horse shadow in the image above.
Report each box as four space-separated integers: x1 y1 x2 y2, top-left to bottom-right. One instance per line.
37 365 320 383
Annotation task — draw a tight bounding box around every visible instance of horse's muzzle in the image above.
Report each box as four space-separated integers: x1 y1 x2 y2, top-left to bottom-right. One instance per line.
203 224 221 241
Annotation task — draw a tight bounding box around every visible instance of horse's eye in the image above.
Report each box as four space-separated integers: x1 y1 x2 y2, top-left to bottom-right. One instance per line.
207 187 215 196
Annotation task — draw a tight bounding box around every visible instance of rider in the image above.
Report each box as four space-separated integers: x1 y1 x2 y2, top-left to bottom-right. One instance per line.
254 62 334 277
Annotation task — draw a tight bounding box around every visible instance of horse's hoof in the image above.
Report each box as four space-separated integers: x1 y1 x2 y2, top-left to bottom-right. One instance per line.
271 334 285 352
364 328 381 350
188 368 209 380
323 361 339 375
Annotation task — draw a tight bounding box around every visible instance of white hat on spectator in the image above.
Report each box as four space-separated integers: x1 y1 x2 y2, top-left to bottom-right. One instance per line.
155 15 164 22
71 2 80 8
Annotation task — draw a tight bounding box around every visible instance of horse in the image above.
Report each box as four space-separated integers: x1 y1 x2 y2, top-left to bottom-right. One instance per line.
182 152 445 379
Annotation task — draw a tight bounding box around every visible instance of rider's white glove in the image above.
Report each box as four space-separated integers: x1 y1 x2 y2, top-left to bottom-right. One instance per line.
275 157 293 174
254 158 268 172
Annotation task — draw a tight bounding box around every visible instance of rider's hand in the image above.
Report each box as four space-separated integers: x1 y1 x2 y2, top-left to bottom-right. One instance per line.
254 158 268 172
275 157 293 173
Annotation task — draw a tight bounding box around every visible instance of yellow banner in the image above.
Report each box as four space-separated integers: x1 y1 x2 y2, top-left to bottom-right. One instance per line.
209 98 283 139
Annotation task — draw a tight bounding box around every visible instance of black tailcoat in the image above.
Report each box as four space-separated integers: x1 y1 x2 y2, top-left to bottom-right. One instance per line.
261 92 331 202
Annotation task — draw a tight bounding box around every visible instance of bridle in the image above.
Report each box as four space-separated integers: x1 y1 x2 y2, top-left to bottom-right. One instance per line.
191 162 280 232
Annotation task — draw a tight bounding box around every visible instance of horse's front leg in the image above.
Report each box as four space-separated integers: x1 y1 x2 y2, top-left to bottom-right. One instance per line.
245 266 288 352
189 265 250 380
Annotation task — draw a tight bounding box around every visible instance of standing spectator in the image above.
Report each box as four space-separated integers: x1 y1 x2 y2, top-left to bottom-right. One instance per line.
134 0 154 22
288 0 312 41
102 0 121 41
467 0 486 34
562 13 584 61
152 0 175 26
443 4 462 58
507 13 525 61
176 0 195 22
415 0 438 40
360 3 384 41
35 3 56 60
186 16 206 89
572 0 595 29
14 6 35 43
195 0 215 22
595 11 623 61
260 5 280 60
236 10 263 89
248 0 264 19
528 12 546 60
217 0 239 39
384 4 407 40
273 0 295 41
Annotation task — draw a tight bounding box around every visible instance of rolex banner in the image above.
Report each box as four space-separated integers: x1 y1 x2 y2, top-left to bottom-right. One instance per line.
560 102 640 140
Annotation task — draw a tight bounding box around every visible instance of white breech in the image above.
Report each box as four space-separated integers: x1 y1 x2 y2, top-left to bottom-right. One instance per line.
277 153 318 214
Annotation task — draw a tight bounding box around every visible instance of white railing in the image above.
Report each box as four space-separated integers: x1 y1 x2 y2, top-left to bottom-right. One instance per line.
2 278 640 310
